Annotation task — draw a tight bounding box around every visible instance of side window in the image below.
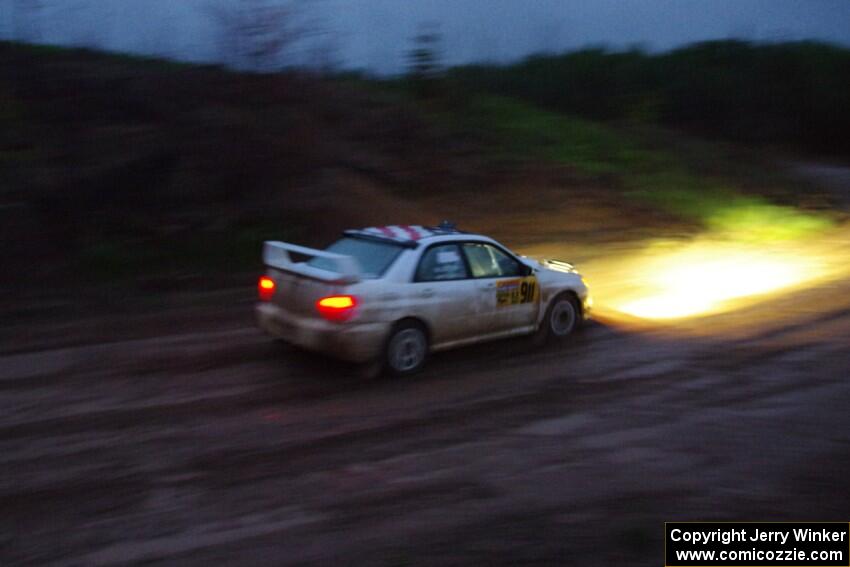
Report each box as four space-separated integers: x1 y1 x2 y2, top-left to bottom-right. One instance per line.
462 243 522 278
415 244 469 281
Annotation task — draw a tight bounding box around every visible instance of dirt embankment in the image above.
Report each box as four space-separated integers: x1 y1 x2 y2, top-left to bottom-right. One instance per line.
2 42 696 302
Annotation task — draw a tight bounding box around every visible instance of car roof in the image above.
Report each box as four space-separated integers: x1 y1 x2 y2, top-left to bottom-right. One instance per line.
344 225 490 248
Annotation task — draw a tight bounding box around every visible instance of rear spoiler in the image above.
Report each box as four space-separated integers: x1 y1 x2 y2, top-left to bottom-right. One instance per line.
263 241 361 283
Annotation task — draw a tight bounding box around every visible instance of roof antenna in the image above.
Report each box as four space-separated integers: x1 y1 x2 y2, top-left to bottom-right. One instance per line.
438 220 457 231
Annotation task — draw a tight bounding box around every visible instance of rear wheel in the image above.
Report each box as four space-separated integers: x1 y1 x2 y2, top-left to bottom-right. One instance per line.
385 320 428 376
536 293 580 343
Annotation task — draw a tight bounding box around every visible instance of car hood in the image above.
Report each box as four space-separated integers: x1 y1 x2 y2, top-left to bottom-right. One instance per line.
520 256 578 274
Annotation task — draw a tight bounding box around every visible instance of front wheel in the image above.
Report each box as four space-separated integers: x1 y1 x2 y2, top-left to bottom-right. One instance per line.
385 321 429 376
536 293 580 344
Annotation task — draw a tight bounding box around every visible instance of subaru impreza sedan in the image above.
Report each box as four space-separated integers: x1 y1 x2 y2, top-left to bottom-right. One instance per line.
256 223 591 375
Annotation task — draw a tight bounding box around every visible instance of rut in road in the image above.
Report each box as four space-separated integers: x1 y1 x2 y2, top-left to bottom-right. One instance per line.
3 284 850 565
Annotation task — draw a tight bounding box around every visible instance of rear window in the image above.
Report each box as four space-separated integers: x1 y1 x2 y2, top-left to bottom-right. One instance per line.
307 237 404 278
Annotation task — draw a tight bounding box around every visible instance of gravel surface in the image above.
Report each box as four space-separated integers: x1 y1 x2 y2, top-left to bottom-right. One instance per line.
3 272 850 565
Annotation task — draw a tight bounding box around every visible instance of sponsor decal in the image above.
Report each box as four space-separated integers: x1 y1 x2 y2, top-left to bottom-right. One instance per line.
497 276 538 307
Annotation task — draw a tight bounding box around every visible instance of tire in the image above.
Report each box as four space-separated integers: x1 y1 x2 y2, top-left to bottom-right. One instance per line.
384 320 429 376
536 293 580 344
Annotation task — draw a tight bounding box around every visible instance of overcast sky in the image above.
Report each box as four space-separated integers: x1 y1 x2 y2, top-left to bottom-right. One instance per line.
1 0 848 73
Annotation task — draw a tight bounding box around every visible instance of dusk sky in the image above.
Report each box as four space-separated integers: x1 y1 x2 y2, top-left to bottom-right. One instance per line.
1 0 848 73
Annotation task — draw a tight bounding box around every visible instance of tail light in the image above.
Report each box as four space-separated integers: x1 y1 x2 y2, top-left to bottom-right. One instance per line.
258 276 276 301
316 295 357 322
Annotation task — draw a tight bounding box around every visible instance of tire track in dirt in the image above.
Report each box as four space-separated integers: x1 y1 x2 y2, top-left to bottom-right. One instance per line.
4 284 850 565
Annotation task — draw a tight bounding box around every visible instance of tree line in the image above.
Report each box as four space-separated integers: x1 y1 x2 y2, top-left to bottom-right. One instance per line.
447 40 850 155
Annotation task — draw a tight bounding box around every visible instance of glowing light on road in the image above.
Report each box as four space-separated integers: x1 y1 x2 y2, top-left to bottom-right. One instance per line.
609 242 825 320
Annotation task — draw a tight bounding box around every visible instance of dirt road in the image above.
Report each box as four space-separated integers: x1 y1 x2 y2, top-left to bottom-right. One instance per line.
3 258 850 565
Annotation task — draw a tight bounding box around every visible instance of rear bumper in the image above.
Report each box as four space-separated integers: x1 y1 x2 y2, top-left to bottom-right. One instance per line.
256 302 389 363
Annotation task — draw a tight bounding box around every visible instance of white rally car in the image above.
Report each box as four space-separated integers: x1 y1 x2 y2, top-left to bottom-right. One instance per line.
256 223 591 375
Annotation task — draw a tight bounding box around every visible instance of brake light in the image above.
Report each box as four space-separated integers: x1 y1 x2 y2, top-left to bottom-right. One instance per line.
316 295 357 322
258 276 276 301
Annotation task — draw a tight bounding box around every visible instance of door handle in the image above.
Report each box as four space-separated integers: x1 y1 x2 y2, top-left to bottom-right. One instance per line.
480 282 496 290
420 288 435 298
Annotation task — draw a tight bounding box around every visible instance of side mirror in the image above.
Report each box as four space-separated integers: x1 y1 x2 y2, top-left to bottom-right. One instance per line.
521 264 533 277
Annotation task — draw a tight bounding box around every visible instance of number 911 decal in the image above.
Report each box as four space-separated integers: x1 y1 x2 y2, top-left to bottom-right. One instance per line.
496 277 539 307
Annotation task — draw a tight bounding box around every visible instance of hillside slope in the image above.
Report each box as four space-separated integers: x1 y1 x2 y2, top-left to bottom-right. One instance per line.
1 42 838 312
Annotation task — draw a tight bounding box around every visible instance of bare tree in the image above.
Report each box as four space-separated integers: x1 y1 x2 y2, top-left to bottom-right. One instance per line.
207 0 315 71
407 23 443 98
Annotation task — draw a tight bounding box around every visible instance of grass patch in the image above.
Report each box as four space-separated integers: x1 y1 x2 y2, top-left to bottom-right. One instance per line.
445 94 833 239
627 170 833 240
706 200 834 241
451 94 668 175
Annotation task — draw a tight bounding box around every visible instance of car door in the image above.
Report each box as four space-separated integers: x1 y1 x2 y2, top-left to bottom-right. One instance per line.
410 243 489 345
461 242 540 334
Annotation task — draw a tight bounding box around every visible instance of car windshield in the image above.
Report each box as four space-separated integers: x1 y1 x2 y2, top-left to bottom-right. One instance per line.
307 237 404 278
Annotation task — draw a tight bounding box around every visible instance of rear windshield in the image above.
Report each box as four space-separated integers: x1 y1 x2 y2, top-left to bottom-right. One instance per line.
307 237 404 278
